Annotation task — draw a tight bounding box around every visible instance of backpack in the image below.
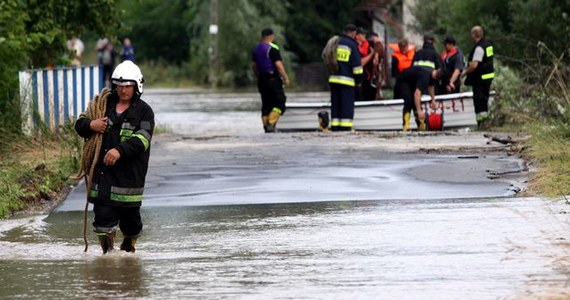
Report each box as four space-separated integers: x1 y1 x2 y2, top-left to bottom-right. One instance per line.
322 35 340 73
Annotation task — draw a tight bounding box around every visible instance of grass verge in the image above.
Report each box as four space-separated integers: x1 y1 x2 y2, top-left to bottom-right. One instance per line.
523 122 570 198
0 125 80 218
0 124 171 219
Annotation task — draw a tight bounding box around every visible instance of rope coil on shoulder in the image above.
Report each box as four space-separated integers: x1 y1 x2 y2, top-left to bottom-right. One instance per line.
72 88 111 252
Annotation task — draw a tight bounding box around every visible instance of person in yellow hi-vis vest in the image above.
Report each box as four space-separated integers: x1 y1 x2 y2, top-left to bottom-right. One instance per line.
328 24 363 132
462 25 494 129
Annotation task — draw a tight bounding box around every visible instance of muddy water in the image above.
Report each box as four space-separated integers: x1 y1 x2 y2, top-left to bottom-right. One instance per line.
2 199 570 299
2 90 570 299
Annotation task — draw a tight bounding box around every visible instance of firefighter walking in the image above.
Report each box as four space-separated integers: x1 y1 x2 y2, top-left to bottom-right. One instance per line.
251 28 290 133
75 60 154 254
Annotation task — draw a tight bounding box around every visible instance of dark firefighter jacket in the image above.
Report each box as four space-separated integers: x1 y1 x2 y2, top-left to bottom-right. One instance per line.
412 44 442 72
328 35 363 87
75 93 155 207
465 38 494 86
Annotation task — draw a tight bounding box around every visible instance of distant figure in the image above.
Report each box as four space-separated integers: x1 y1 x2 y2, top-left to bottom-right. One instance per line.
67 35 84 67
438 36 465 94
327 24 362 131
355 27 374 101
98 39 117 88
121 38 135 62
462 25 494 129
251 27 290 133
96 37 109 62
390 38 415 100
368 32 388 100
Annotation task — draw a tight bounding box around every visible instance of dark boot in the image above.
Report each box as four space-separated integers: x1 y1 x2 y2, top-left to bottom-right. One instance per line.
97 231 116 254
261 116 269 132
120 236 138 253
318 111 330 131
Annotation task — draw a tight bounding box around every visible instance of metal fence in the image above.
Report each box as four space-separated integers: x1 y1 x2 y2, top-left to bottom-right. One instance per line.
19 65 103 134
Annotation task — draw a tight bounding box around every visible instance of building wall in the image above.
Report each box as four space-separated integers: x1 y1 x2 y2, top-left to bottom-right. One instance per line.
402 0 423 46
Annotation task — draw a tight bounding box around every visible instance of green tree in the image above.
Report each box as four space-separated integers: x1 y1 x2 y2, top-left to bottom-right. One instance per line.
186 0 210 84
411 0 509 54
0 0 31 134
23 0 121 67
413 0 570 126
285 0 360 63
187 0 289 87
0 0 121 136
412 0 570 66
119 0 190 64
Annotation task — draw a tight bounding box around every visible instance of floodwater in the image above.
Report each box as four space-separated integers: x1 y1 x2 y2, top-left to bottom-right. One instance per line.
2 89 570 299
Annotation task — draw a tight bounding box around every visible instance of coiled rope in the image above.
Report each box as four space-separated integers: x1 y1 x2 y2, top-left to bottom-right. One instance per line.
72 88 110 252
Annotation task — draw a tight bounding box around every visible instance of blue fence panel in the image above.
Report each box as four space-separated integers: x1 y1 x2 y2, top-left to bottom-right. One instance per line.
19 65 103 134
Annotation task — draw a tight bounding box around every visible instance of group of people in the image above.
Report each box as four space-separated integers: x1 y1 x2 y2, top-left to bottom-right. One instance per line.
391 25 494 130
97 37 137 87
251 24 495 132
67 35 136 88
355 28 387 102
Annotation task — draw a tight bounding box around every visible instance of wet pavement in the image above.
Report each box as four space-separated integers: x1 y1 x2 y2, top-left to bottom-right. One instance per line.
2 89 570 299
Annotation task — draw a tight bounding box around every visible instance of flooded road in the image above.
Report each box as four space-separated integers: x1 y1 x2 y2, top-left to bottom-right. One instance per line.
2 89 570 299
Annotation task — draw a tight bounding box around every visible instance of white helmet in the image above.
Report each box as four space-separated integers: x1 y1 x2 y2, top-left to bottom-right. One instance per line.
111 60 144 94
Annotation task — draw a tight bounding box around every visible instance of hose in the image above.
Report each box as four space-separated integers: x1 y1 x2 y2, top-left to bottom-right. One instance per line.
72 88 110 252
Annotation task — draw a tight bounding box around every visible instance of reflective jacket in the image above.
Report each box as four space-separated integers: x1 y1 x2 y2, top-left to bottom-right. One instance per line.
328 35 363 87
75 93 155 207
466 38 494 85
412 44 441 72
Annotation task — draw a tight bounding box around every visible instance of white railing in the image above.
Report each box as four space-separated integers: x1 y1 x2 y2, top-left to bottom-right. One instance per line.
19 65 104 134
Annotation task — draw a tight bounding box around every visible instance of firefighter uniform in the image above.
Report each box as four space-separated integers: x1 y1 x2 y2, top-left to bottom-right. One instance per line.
75 61 154 254
401 39 441 130
328 34 363 131
465 38 494 126
252 28 288 133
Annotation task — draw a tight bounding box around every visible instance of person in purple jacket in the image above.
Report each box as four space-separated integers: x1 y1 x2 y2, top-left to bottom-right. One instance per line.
251 28 290 133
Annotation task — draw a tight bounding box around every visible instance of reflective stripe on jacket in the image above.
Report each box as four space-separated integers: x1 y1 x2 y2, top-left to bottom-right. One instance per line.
412 44 441 72
467 38 494 82
328 35 362 87
75 94 155 207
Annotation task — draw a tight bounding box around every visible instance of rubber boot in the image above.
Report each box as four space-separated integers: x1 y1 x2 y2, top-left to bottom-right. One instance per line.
120 236 138 253
266 110 281 133
262 116 269 132
477 116 490 130
97 231 116 254
318 111 330 131
417 116 426 131
402 112 411 131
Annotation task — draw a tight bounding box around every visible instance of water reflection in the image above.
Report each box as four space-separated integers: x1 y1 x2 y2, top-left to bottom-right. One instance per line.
83 255 147 299
1 199 570 298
